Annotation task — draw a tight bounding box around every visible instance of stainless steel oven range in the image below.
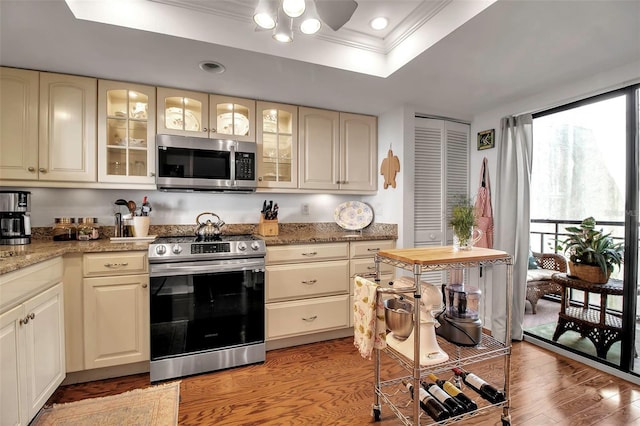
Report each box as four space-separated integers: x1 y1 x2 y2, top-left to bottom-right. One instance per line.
148 235 266 382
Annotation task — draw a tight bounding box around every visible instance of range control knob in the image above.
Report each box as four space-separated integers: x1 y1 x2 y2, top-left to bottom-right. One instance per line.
172 244 183 254
237 242 247 251
155 245 167 255
251 241 262 251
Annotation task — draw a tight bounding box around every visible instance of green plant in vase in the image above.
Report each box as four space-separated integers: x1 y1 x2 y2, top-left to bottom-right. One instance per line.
555 216 623 283
449 195 479 250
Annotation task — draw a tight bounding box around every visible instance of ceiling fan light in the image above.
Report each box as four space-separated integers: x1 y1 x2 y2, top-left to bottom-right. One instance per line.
300 18 321 34
282 0 305 18
370 17 388 30
273 16 293 42
254 12 276 29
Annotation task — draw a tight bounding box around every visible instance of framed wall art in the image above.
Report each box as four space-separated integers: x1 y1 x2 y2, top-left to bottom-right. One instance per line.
477 129 495 150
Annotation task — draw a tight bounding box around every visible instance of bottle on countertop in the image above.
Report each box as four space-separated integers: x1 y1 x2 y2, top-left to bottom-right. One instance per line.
452 367 506 404
421 380 466 417
401 379 450 422
427 373 478 412
77 217 100 240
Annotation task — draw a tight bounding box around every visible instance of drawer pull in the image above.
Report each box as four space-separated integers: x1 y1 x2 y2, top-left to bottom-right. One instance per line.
104 262 129 268
301 279 317 285
367 248 380 252
301 252 317 256
367 266 376 270
302 315 318 322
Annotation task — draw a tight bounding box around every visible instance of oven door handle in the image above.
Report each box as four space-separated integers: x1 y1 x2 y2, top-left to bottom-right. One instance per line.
150 259 265 277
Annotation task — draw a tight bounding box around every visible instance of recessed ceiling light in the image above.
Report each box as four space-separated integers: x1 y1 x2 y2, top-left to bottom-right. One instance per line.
370 17 388 30
199 61 226 74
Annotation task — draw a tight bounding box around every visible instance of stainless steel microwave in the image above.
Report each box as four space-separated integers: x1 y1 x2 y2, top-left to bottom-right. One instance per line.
156 134 256 192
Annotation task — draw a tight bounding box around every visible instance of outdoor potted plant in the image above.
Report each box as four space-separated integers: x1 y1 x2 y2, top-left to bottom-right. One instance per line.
556 217 623 283
449 195 482 250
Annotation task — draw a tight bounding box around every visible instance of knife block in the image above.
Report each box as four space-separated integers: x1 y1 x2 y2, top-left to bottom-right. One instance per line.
258 215 279 237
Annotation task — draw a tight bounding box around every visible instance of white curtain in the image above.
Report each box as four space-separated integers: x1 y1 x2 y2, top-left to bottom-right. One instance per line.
492 114 533 342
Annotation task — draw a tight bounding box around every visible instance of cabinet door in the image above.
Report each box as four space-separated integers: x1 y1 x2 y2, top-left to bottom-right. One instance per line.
340 113 377 191
210 95 255 142
0 67 39 181
0 304 27 426
39 72 97 182
22 283 65 421
257 101 297 188
98 80 156 184
83 274 149 369
157 87 209 138
299 107 340 190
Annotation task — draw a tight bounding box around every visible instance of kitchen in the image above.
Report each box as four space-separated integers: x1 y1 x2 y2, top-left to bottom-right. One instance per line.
2 0 640 425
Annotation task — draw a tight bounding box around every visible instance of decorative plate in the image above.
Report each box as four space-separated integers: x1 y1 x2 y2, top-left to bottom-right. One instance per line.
334 201 373 230
217 112 250 136
166 107 200 132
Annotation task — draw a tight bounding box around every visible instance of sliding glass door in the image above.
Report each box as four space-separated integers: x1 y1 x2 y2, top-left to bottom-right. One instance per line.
527 84 639 375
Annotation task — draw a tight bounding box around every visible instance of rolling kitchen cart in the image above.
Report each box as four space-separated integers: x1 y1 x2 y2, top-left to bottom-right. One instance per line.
372 246 513 425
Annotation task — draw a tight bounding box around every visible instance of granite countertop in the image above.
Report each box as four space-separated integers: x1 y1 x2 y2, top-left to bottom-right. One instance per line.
1 222 397 275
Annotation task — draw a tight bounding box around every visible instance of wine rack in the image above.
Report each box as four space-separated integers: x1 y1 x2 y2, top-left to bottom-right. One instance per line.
371 246 513 426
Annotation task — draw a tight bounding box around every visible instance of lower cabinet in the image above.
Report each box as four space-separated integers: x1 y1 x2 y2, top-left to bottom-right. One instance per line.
0 259 65 426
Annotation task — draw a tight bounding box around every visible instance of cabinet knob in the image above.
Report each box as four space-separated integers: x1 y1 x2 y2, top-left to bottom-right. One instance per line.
39 168 47 174
203 128 209 132
28 166 35 172
258 177 263 181
149 172 156 177
142 283 148 288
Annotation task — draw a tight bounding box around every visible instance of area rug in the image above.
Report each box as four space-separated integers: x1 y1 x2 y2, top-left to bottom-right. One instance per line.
33 381 180 426
525 321 621 363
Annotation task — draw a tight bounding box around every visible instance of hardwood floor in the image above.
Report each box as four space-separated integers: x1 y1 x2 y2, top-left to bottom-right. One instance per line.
45 337 640 425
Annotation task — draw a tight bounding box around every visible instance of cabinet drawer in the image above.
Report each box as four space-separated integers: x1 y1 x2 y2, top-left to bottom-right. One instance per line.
349 240 395 258
266 260 349 302
266 295 349 339
349 258 394 278
266 243 348 264
83 251 148 277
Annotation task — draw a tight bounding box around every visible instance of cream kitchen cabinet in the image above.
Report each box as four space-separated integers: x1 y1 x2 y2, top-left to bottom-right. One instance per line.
0 67 39 181
0 258 65 426
256 101 297 188
157 87 209 138
0 69 97 183
299 107 377 192
265 243 350 341
82 252 149 369
98 80 156 184
157 88 256 142
348 240 396 327
210 95 255 142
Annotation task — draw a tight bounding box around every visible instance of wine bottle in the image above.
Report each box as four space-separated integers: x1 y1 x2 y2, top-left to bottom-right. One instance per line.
427 373 478 412
421 381 466 417
401 379 450 422
452 367 506 404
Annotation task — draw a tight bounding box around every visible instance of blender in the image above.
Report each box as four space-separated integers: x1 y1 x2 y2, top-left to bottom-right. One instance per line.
435 283 482 346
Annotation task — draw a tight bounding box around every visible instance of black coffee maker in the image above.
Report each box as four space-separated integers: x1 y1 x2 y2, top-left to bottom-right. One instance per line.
0 191 31 245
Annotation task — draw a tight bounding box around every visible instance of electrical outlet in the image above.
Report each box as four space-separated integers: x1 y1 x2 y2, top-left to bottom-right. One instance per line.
301 203 310 215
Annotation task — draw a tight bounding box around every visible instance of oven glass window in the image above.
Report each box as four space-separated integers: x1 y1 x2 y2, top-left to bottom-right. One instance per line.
158 147 231 179
150 269 264 360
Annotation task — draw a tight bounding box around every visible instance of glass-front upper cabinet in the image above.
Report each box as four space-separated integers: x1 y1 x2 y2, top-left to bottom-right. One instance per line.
210 95 255 142
256 101 297 188
157 87 209 138
98 80 156 185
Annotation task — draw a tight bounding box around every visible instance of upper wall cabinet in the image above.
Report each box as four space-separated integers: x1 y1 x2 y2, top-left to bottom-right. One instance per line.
157 89 256 142
256 101 297 188
98 80 156 185
0 67 39 181
299 107 377 192
0 69 97 183
210 95 255 142
156 87 209 138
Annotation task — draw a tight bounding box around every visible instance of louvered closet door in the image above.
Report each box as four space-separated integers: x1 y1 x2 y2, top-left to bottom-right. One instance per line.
414 117 469 284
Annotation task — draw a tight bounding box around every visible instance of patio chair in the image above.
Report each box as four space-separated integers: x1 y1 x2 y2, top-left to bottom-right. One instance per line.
526 252 568 314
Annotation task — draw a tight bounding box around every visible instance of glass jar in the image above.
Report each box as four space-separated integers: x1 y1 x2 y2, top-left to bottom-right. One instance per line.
77 217 100 241
52 217 76 241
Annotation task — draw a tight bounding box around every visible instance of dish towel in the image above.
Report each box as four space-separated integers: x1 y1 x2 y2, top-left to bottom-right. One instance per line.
353 276 386 359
